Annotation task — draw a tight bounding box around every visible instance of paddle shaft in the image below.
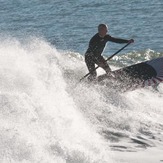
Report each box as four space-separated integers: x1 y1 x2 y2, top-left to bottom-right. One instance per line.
79 42 132 82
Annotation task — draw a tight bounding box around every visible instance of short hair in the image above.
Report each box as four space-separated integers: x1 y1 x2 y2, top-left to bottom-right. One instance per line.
98 24 108 32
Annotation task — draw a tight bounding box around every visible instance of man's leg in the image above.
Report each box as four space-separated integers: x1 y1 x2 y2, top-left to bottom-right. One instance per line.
96 56 111 74
85 54 97 80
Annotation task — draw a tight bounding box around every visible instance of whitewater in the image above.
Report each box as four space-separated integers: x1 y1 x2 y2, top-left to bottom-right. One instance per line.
0 37 163 163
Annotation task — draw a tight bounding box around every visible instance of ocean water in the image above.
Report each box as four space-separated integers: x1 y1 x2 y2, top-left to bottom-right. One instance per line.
0 1 163 163
0 0 163 54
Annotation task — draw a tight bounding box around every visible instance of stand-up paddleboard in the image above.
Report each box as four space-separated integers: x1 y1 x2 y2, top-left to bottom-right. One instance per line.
97 57 163 92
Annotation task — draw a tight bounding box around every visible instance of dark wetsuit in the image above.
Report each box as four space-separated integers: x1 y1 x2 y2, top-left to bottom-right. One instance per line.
85 33 129 77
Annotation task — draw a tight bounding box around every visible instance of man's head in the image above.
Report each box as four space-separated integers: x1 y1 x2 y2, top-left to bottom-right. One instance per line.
98 24 108 37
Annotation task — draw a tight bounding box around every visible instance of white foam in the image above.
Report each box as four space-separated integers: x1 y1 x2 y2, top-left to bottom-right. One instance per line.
0 37 162 163
0 37 112 163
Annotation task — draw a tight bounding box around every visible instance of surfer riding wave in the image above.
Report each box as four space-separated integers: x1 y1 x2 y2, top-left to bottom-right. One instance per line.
85 24 134 81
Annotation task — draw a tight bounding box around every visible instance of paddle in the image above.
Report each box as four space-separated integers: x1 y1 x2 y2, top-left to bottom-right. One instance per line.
79 41 132 82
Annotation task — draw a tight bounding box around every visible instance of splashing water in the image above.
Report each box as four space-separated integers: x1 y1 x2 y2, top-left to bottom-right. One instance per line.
0 37 113 163
0 37 163 163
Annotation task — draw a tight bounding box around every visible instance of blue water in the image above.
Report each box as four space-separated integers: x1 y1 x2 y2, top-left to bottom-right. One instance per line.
0 0 163 54
0 1 163 163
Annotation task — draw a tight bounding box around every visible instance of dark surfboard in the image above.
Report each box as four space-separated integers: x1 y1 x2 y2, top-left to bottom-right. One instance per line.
97 61 162 92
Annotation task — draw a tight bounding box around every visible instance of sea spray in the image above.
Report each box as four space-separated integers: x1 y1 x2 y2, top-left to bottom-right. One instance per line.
0 37 113 163
0 37 162 162
59 47 163 152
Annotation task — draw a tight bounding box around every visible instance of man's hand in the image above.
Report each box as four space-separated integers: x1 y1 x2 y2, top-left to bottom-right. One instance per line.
128 39 134 43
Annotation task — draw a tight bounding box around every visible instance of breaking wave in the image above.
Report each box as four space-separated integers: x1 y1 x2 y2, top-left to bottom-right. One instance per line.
0 36 162 162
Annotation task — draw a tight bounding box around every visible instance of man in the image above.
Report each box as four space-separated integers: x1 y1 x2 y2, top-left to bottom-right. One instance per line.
85 24 134 80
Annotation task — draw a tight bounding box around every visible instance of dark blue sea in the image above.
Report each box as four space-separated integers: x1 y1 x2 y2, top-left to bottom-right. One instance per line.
0 0 163 54
0 1 163 163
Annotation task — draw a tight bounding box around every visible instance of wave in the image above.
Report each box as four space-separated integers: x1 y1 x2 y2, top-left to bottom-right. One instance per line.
0 37 112 163
59 47 163 152
109 49 163 68
0 36 162 162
